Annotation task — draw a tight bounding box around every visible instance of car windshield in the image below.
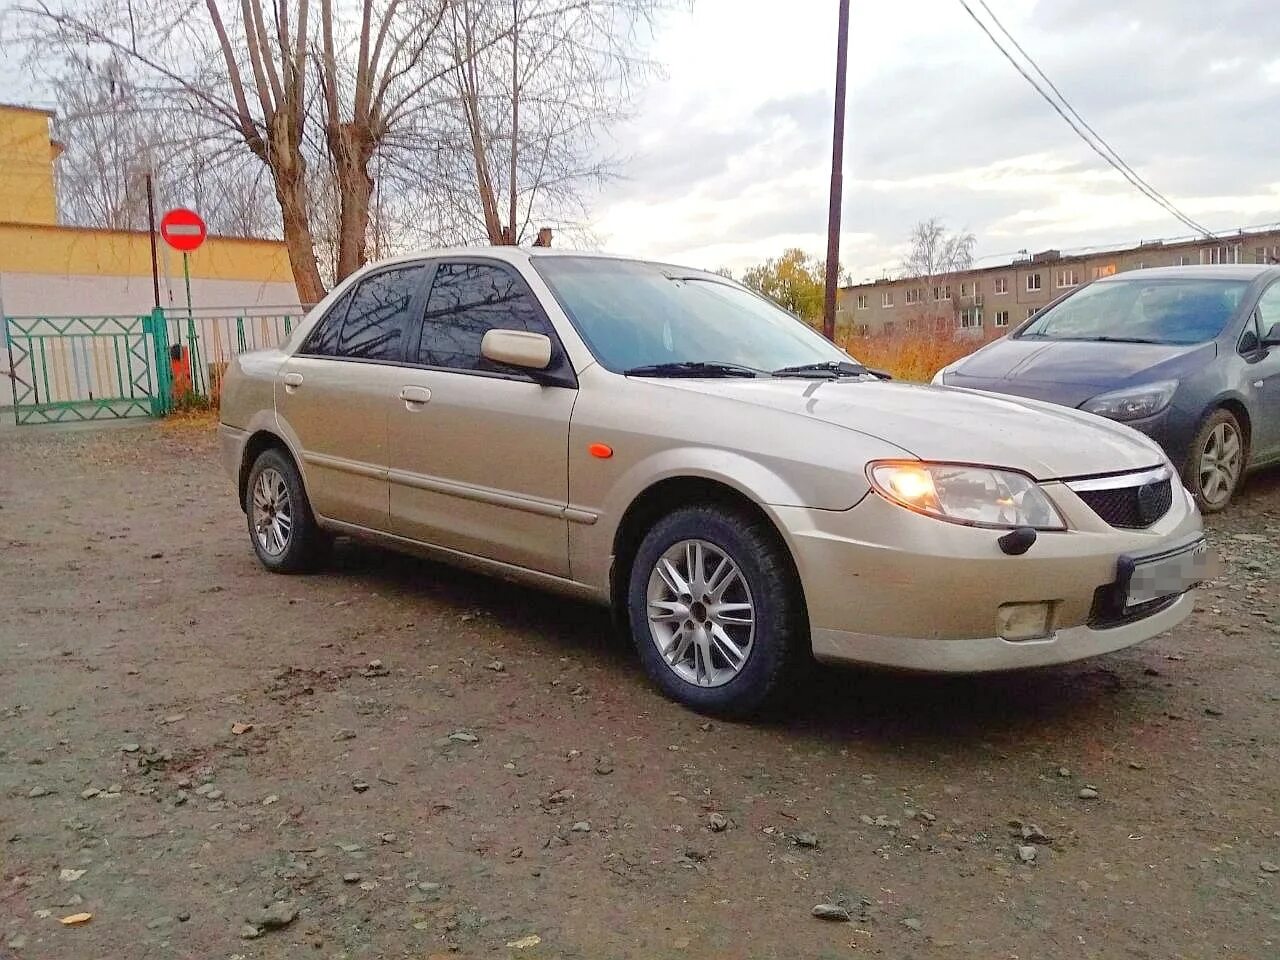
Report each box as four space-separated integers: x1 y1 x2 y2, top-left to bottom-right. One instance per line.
1016 277 1248 345
532 256 852 373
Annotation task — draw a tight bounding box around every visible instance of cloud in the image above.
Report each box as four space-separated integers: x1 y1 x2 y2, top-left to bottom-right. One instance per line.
591 0 1280 277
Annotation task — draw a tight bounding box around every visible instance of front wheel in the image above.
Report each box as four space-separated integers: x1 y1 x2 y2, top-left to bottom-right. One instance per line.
1184 409 1245 514
627 504 807 718
245 448 329 572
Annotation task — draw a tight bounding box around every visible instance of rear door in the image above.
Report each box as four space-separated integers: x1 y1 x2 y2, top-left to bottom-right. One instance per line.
276 262 430 531
388 259 577 576
1243 279 1280 459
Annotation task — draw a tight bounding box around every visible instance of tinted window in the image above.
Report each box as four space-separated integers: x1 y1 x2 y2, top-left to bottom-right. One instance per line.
336 264 426 361
418 263 552 372
1016 278 1248 345
300 289 353 356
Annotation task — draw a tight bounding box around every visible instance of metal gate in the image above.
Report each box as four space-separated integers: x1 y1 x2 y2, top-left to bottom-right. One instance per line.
3 306 305 425
3 313 171 425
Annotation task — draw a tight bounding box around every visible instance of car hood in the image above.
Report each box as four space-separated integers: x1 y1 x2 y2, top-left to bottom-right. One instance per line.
946 337 1209 406
652 377 1165 480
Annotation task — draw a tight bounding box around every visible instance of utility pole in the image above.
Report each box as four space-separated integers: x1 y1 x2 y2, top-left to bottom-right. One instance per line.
823 0 851 342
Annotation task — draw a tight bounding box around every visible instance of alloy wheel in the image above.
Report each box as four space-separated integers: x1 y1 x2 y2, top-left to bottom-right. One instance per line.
1198 421 1242 508
252 467 293 557
645 539 755 687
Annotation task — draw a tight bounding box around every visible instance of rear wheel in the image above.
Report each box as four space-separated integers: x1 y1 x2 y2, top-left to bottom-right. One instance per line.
1184 409 1245 513
245 448 329 572
627 504 807 718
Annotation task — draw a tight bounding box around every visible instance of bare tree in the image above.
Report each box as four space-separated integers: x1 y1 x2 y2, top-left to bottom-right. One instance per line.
19 0 459 302
436 0 671 245
902 217 976 279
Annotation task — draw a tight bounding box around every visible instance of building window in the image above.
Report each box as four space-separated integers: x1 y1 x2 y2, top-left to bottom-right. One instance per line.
1027 307 1040 319
1056 268 1079 288
905 287 922 305
960 280 980 298
882 291 894 308
1179 255 1194 266
959 307 983 328
856 294 869 310
994 310 1010 327
883 321 895 335
1026 273 1042 292
1201 245 1241 265
932 284 951 301
1092 263 1117 280
855 323 870 337
994 277 1008 295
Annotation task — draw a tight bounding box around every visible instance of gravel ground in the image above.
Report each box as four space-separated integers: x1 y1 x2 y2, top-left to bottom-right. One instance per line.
1 421 1277 959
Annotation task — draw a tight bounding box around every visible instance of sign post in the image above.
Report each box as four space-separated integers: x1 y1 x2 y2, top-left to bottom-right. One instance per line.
159 208 208 398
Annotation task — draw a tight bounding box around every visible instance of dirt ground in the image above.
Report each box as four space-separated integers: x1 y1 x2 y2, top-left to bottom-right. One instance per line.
1 420 1277 960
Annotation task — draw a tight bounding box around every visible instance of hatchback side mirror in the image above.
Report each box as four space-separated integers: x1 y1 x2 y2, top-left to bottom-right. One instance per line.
1263 321 1280 347
481 329 552 370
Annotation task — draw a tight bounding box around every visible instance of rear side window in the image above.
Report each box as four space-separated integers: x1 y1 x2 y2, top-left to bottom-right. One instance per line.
417 262 553 372
299 290 352 356
299 264 426 361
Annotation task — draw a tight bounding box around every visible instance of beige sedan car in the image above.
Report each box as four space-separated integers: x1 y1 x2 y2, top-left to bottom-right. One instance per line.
220 249 1215 716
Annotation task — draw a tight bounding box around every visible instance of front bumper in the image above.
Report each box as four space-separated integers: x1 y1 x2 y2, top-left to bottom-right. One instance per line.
773 479 1206 672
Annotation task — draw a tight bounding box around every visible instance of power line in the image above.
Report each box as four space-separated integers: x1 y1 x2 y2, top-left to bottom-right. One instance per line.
975 0 1215 240
955 0 1216 240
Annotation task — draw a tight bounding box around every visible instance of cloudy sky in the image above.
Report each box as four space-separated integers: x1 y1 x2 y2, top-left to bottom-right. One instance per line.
590 0 1280 279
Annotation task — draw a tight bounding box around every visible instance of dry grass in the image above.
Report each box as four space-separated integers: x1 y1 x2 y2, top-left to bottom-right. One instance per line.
841 327 992 382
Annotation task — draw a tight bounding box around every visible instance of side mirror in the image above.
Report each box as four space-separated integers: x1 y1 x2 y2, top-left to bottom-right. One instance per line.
1263 321 1280 348
481 329 552 370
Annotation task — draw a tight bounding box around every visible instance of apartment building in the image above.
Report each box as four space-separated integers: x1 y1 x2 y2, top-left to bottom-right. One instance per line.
837 226 1280 339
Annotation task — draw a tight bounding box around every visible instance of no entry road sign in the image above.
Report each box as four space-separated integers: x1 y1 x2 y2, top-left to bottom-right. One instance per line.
159 208 207 253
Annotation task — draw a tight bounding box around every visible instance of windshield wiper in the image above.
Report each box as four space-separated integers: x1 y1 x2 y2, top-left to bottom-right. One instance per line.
771 360 874 379
622 361 762 378
1078 336 1166 345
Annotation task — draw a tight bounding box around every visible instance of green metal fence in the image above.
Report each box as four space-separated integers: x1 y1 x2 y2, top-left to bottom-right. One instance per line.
3 305 305 426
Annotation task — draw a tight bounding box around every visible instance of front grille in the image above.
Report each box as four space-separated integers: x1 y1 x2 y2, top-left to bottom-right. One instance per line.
1070 473 1173 529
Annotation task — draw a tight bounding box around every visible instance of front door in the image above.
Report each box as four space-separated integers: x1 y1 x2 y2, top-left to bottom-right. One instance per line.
1245 280 1280 459
389 259 576 577
276 262 430 531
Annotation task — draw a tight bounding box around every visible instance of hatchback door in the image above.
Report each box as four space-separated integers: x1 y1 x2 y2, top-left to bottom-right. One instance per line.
276 262 430 531
388 259 577 577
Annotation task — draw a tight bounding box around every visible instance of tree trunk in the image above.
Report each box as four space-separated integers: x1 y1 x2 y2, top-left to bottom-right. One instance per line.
331 122 375 282
266 116 325 304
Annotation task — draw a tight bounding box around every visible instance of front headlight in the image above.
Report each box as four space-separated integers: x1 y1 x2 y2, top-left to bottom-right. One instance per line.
868 461 1066 530
1081 380 1177 421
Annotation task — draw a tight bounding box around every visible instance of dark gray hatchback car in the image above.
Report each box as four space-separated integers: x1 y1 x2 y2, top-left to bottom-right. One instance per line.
934 265 1280 511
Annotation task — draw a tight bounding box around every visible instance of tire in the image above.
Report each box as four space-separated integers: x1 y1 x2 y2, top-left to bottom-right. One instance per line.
1182 408 1246 514
245 447 329 573
626 504 807 718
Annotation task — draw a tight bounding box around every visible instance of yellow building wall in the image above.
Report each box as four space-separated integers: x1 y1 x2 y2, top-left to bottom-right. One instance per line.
0 221 294 284
0 104 59 226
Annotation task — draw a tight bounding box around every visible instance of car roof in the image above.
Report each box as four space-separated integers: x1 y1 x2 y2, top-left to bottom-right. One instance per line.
1095 264 1280 282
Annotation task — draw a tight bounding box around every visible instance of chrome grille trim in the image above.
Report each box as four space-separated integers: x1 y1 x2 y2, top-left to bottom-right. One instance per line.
1065 465 1170 493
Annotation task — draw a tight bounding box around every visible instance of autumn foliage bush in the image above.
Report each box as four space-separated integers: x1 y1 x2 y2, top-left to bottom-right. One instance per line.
840 325 996 383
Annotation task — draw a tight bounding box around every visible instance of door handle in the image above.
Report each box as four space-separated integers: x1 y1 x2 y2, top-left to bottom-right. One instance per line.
282 372 304 393
399 385 432 409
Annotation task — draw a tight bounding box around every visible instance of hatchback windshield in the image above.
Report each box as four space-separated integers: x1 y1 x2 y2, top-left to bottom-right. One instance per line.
533 257 850 372
1017 278 1248 345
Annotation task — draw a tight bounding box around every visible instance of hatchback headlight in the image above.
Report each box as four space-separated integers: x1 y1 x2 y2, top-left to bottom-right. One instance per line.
1081 380 1177 421
868 461 1066 530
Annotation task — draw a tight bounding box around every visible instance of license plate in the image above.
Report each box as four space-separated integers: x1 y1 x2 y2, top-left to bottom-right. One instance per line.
1124 539 1216 608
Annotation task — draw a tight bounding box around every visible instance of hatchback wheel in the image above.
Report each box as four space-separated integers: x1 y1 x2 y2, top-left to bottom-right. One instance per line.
1185 409 1245 513
627 504 806 718
246 448 329 572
